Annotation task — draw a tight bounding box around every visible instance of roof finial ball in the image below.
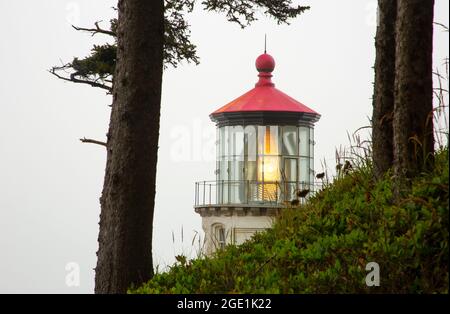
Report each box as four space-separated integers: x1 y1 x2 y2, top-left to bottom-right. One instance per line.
255 53 275 73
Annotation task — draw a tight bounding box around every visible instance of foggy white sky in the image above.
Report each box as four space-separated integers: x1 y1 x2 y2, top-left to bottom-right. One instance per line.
0 0 448 293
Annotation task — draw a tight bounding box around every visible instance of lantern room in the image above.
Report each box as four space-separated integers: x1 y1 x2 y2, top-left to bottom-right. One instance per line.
194 52 321 253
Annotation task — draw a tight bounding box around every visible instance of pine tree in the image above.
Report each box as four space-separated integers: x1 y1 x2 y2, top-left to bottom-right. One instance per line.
372 0 397 179
94 0 164 294
393 0 435 195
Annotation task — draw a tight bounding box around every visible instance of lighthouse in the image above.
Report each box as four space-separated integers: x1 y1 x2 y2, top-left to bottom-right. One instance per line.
194 52 321 254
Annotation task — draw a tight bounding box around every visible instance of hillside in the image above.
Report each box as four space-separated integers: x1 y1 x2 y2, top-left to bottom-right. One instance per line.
131 148 449 293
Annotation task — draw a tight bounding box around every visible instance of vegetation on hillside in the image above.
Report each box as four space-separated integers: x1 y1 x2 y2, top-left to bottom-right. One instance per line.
130 147 448 294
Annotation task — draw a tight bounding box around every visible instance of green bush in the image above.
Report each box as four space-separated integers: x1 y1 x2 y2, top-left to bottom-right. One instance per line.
131 148 449 294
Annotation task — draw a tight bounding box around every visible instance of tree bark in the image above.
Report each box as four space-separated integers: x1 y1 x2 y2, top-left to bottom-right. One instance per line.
393 0 434 195
372 0 397 179
95 0 164 294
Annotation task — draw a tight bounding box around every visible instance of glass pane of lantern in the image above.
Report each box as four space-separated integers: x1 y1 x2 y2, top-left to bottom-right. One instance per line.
284 158 298 182
228 126 234 157
216 127 219 163
230 125 244 201
228 126 234 156
309 128 315 191
216 129 219 181
219 127 224 158
268 126 280 155
220 126 230 158
263 156 280 182
282 126 298 156
246 159 257 203
227 127 243 204
257 126 265 155
244 126 257 202
218 159 227 181
256 156 280 202
244 125 257 162
233 126 244 157
219 159 228 203
299 157 310 185
299 127 310 157
258 126 280 155
246 160 257 181
230 159 245 204
230 157 243 180
284 158 298 201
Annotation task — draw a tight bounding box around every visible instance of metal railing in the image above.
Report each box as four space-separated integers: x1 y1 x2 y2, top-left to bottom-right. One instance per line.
194 180 323 207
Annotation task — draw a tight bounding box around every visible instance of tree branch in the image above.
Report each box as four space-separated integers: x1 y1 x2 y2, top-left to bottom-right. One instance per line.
79 137 107 147
49 67 112 93
72 21 116 37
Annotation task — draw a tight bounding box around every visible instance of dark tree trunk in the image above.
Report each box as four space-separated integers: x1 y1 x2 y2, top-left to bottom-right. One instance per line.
372 0 397 179
95 0 164 294
393 0 434 195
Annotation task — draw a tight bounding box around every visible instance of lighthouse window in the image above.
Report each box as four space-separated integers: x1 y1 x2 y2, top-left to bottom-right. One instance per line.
213 224 226 250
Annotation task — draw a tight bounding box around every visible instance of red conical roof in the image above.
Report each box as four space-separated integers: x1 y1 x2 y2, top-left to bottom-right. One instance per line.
211 53 319 116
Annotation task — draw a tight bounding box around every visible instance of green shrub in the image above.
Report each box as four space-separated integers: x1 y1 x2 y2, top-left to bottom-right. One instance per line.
131 148 449 294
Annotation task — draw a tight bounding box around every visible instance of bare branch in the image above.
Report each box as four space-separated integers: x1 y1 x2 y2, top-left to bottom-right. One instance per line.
79 137 107 147
72 21 116 37
49 67 112 93
433 22 449 32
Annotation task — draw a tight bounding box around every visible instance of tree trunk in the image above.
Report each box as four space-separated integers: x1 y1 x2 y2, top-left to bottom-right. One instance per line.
372 0 397 179
393 0 434 195
95 0 164 294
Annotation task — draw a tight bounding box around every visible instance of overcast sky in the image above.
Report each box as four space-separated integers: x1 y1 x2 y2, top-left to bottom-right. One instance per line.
0 0 448 293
